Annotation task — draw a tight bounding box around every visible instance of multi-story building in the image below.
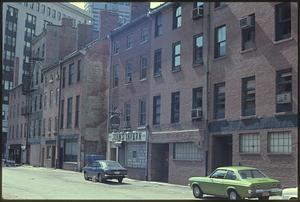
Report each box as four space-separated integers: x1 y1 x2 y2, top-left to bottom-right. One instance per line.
7 84 28 164
84 2 131 31
27 18 77 166
108 3 151 180
57 11 118 171
207 2 298 187
2 2 91 158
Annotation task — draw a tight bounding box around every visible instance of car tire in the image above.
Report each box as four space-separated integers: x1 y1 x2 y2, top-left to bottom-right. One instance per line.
192 185 203 198
118 178 123 183
84 172 89 180
98 173 105 183
258 196 269 200
228 189 241 200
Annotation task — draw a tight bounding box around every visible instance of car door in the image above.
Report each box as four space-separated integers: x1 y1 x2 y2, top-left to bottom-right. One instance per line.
206 169 228 196
221 170 239 196
85 163 92 178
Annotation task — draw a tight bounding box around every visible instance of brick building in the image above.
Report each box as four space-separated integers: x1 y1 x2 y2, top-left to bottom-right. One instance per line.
206 2 298 187
108 3 151 180
7 84 28 164
57 11 117 171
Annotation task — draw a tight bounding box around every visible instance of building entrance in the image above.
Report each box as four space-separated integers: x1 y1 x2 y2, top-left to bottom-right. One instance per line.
211 135 232 171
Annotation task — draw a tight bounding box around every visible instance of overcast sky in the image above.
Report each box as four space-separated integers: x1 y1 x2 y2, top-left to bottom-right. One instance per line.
71 2 164 9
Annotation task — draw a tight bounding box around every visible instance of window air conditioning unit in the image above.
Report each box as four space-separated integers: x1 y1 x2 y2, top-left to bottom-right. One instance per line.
277 93 291 104
49 79 53 83
191 108 203 120
192 7 204 19
240 15 254 29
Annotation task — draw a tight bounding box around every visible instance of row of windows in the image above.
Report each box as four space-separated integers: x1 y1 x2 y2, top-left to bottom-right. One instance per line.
8 123 27 139
113 27 149 54
60 95 80 129
62 60 81 88
239 131 292 154
23 3 64 22
42 116 58 135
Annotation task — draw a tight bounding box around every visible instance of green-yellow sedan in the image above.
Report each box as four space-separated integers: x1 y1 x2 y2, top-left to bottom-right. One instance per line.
188 166 282 200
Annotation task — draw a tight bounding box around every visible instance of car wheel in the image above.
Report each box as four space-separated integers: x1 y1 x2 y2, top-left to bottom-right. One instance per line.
98 173 105 183
84 172 89 180
258 196 269 200
192 185 203 198
228 189 240 200
118 178 123 183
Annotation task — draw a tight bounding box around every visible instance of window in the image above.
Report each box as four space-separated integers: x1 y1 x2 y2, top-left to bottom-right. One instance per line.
68 63 75 85
173 142 202 160
113 41 119 54
242 76 255 116
171 92 180 123
49 90 53 107
30 3 34 9
238 169 266 179
64 140 77 162
7 6 18 17
138 99 146 126
215 25 226 58
268 131 292 153
215 2 225 8
55 116 58 131
276 69 292 112
16 125 19 138
153 96 161 125
42 43 45 57
47 146 51 159
67 97 73 128
240 133 260 153
125 60 133 83
77 60 81 82
194 2 204 8
140 28 149 43
155 13 162 37
55 88 59 105
140 56 147 80
192 87 202 109
47 7 51 16
36 3 39 11
214 83 225 119
126 143 146 168
41 4 45 13
44 93 47 109
48 118 51 133
126 34 133 49
173 4 182 29
113 64 119 87
34 96 37 111
20 124 23 138
172 41 181 71
75 95 80 127
52 9 56 18
194 34 203 64
58 12 61 20
60 100 64 128
38 120 41 136
241 14 255 51
62 66 66 88
124 102 131 128
39 94 42 109
275 3 291 41
154 49 162 76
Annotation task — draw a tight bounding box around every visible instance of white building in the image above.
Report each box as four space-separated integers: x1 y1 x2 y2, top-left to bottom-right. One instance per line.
84 2 131 31
2 2 92 158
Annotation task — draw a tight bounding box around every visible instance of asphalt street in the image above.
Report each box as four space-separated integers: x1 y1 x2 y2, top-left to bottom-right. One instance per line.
2 165 196 200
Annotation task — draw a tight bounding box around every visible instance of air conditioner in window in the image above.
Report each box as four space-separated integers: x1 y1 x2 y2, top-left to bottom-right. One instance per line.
277 93 291 104
192 7 204 19
191 108 203 120
240 15 254 29
49 79 53 83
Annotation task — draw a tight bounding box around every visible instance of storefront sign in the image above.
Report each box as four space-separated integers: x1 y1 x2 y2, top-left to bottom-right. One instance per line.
108 131 147 142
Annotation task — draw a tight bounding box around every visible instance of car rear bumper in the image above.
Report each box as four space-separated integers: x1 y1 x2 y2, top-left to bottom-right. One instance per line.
104 174 127 179
248 188 282 198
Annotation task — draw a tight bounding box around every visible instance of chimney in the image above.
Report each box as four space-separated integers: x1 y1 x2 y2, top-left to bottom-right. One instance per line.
76 24 95 50
99 10 119 40
61 18 73 27
130 2 150 20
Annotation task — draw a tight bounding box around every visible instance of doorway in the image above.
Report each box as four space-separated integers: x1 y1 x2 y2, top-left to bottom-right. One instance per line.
51 146 56 168
110 148 116 161
211 135 232 171
41 148 45 167
151 143 169 182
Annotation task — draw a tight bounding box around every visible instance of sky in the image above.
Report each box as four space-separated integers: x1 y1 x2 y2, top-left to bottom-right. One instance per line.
71 2 164 9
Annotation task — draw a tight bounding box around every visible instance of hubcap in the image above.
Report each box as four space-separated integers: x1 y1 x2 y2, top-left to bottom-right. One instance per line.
230 191 237 200
194 186 200 196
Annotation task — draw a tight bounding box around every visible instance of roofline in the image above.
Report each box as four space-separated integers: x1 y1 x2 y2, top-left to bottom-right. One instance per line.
148 2 174 15
56 3 92 19
41 62 60 73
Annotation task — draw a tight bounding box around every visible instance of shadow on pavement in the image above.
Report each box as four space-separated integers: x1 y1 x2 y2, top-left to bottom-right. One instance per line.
101 180 131 186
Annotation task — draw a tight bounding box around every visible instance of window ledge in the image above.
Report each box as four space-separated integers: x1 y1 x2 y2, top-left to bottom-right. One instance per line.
139 78 147 82
274 111 294 116
124 82 133 86
213 55 227 61
172 68 181 73
273 37 293 45
64 162 78 164
113 52 119 56
213 118 226 121
266 152 292 156
240 115 257 120
125 47 133 51
140 40 148 45
153 74 162 78
240 47 256 54
193 62 204 68
173 159 202 162
239 153 261 156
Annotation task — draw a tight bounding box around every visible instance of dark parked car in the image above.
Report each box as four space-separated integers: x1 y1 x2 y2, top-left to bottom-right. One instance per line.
83 160 127 183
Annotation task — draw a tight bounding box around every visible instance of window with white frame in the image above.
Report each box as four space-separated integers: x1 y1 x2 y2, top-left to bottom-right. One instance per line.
64 140 78 162
239 133 260 153
47 146 51 159
268 131 292 153
173 142 202 160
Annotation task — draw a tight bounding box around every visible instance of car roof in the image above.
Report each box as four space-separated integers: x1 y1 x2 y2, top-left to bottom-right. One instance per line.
217 166 257 171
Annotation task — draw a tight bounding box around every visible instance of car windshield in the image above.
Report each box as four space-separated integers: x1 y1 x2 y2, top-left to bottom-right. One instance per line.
238 169 267 179
101 161 123 169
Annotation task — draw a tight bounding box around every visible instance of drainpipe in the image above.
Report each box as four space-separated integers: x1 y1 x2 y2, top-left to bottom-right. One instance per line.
56 60 62 169
205 2 211 176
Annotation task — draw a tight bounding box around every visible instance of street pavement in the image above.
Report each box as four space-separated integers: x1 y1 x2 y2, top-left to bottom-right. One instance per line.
2 165 282 200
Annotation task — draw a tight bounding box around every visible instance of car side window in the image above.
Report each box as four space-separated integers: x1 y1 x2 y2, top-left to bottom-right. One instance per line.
91 162 98 167
225 171 237 180
210 169 227 179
